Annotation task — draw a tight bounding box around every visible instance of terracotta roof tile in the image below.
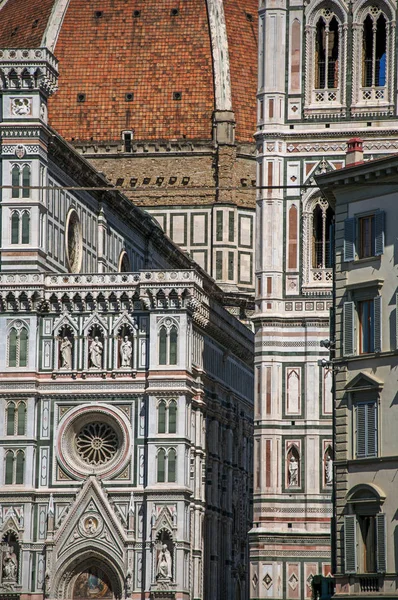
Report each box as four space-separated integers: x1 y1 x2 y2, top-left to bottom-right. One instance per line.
0 0 55 47
50 0 215 142
0 0 258 144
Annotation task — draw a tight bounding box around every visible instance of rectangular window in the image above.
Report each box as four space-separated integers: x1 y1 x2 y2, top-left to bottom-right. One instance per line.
228 251 234 280
356 401 377 458
359 299 374 353
228 212 234 242
216 251 223 280
344 212 385 261
359 215 375 258
216 211 223 242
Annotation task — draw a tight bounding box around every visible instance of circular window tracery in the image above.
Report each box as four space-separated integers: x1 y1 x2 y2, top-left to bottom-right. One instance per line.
76 422 118 465
57 405 131 479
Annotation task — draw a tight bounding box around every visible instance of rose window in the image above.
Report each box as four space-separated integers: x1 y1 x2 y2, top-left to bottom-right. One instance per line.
75 422 118 465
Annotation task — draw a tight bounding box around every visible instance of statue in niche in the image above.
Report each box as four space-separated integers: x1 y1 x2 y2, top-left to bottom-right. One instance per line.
325 454 333 485
2 544 18 581
89 336 103 369
156 544 172 580
288 454 299 487
120 335 132 368
60 336 72 369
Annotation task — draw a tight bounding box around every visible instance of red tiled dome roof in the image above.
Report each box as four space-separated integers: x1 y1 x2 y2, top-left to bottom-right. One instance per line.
0 0 257 143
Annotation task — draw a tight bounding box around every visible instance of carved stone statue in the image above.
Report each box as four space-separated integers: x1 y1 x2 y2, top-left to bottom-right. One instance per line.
89 336 103 369
2 545 18 581
120 335 132 368
60 336 72 369
325 455 333 485
288 455 299 487
156 544 172 580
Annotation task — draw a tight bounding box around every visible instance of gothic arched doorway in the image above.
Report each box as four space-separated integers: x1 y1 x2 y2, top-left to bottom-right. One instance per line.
55 554 123 600
72 566 113 599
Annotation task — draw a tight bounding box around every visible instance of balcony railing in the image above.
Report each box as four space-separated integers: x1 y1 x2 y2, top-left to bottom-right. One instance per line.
359 575 380 593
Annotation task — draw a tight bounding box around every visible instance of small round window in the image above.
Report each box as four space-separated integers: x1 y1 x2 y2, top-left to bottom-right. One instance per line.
66 209 82 273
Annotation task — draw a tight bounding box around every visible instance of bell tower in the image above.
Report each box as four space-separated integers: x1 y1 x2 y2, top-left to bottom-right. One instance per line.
0 48 58 271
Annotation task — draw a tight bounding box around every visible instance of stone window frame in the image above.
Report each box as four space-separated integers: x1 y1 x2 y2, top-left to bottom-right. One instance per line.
351 0 396 117
4 448 25 485
157 399 178 434
7 320 29 369
302 190 334 291
304 0 348 118
6 400 26 436
156 447 177 483
158 317 179 366
10 209 30 245
11 162 31 199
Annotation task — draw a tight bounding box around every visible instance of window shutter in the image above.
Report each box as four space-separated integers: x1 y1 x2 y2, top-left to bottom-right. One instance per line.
366 402 377 458
376 513 387 573
373 295 382 353
344 514 357 573
374 211 385 256
356 404 366 458
329 222 335 267
343 301 355 356
396 293 398 350
344 217 356 261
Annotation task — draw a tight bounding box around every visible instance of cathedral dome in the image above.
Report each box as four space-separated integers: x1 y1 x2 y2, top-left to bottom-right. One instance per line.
0 0 257 143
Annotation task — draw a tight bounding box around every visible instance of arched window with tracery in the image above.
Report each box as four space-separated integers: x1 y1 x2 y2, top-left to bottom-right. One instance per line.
305 6 347 115
302 194 334 290
352 4 395 112
157 399 177 434
10 210 30 245
11 164 31 199
4 450 25 485
6 401 26 436
8 324 28 368
312 202 334 269
363 12 387 89
315 15 339 90
158 320 179 366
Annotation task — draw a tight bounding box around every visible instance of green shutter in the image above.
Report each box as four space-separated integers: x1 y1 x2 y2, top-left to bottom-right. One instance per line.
158 402 166 434
17 403 26 436
22 212 30 244
11 213 19 244
168 449 176 483
8 329 17 367
344 514 357 573
157 450 165 483
5 452 14 485
344 217 356 261
396 293 398 349
19 328 28 367
7 403 15 436
168 401 177 434
343 301 355 356
374 211 385 256
169 327 178 365
366 402 377 458
15 451 24 484
376 513 387 573
159 328 167 365
356 404 366 458
373 296 382 353
11 165 20 198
